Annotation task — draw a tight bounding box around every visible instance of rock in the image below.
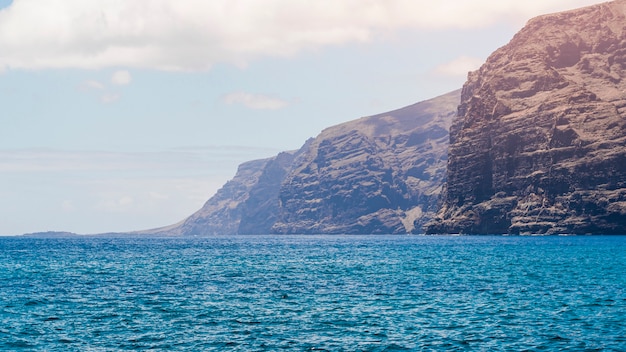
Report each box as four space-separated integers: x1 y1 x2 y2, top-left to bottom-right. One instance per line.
272 90 459 234
238 150 304 234
21 231 80 238
427 0 626 234
154 89 459 235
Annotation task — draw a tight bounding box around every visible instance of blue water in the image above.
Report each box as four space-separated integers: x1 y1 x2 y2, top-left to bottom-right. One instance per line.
0 235 624 351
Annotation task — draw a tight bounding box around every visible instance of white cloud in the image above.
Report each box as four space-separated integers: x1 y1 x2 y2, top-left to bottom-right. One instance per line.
0 0 602 71
111 70 131 85
82 79 105 90
100 93 120 103
149 191 169 200
81 74 129 103
0 147 280 174
96 195 134 212
61 200 75 212
434 56 484 77
119 195 133 205
223 92 289 110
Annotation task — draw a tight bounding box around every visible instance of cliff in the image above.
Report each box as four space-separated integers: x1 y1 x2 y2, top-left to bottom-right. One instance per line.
273 90 459 234
154 90 459 235
427 0 626 234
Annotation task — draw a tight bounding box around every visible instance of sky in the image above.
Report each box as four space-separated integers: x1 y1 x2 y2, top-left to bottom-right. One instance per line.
0 0 603 235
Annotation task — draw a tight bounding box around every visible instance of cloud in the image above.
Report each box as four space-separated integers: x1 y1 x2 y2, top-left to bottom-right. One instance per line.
81 73 129 103
434 56 484 77
61 200 75 212
222 92 289 110
111 70 131 85
0 0 601 71
0 147 281 174
149 191 169 200
100 93 120 103
82 79 105 90
96 195 134 212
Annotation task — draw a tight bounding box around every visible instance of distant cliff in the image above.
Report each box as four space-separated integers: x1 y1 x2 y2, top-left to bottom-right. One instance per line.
427 0 626 234
148 151 300 236
272 90 459 234
151 90 459 235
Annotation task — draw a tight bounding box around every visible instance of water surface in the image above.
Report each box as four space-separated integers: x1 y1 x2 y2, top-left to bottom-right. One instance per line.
0 235 624 350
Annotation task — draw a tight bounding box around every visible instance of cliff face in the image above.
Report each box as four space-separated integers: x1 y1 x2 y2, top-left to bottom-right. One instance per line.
237 150 305 234
427 0 626 234
157 90 459 236
272 90 459 234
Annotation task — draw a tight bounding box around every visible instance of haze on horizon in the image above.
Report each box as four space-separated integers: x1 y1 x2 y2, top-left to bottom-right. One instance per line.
0 0 603 235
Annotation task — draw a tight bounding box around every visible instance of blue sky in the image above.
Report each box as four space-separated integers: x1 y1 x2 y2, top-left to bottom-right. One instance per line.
0 0 601 235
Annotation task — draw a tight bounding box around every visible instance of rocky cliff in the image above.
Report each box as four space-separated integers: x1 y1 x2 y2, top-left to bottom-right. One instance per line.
427 0 626 234
154 90 459 235
273 90 459 234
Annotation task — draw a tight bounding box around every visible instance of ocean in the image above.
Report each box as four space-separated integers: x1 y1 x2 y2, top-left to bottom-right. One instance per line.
0 235 624 351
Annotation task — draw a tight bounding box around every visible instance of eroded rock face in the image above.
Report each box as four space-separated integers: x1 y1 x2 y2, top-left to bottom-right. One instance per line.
272 90 459 234
427 0 626 234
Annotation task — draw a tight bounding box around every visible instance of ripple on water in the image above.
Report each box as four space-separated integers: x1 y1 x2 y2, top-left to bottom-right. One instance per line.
0 235 624 350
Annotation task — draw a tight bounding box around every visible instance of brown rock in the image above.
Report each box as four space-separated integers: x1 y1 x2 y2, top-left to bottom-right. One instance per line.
427 0 626 234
